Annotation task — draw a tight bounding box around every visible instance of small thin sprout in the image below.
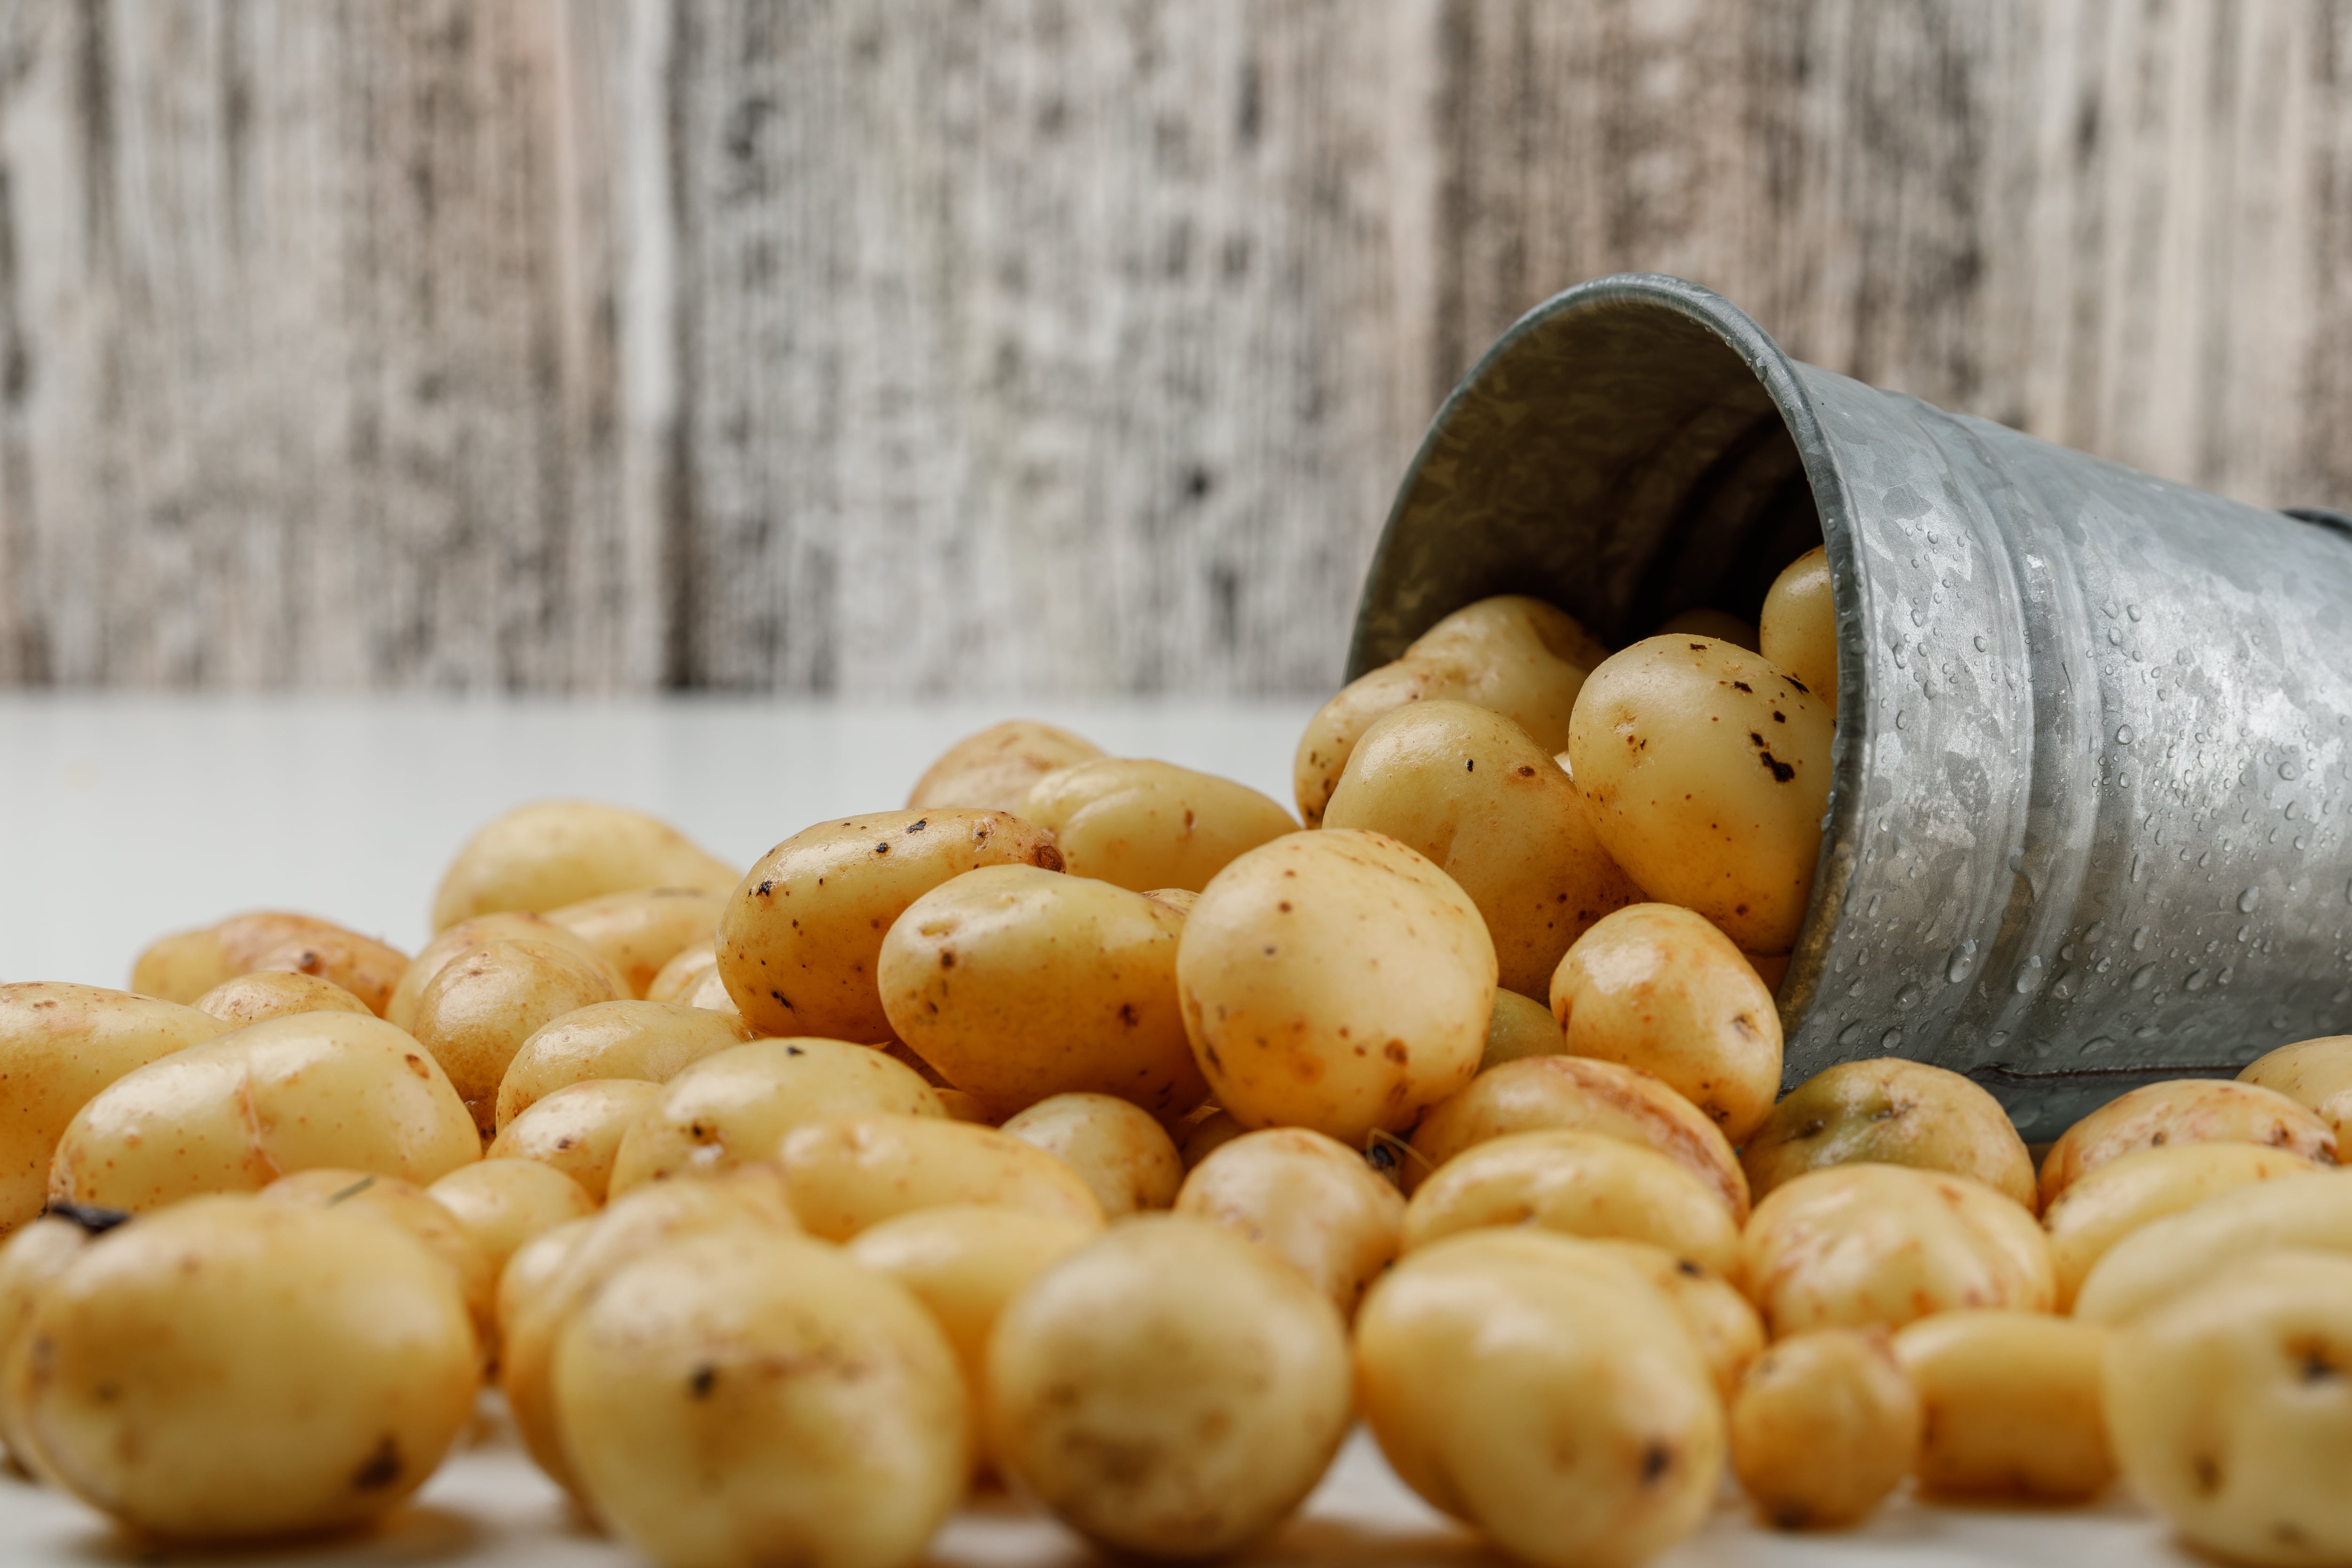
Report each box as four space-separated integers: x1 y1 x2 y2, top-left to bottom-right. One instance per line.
326 1176 379 1207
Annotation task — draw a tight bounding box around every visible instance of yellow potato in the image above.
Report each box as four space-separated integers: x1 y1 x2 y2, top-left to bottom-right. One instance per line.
386 911 624 1033
1144 886 1199 918
412 938 622 1132
1173 1127 1405 1317
1758 545 1838 709
486 1078 665 1202
1022 757 1298 894
1176 830 1494 1147
1728 1327 1917 1529
1356 1228 1723 1568
493 998 752 1130
778 1113 1104 1240
2044 1142 2321 1310
1893 1310 2113 1501
245 927 411 1018
258 1169 496 1363
606 1038 943 1197
719 809 1063 1041
988 1215 1352 1558
1406 1054 1749 1220
9 1195 476 1541
0 984 228 1234
2104 1250 2352 1566
2242 1035 2352 1146
1323 700 1640 996
1550 903 1783 1144
1740 1164 2054 1337
1178 1107 1247 1169
495 1215 593 1353
1577 1238 1764 1406
429 1159 597 1277
879 866 1205 1117
685 968 741 1019
1655 607 1760 649
999 1093 1183 1218
2039 1078 2336 1208
129 911 397 1008
430 799 739 933
49 1013 480 1214
1480 985 1564 1072
1294 595 1610 827
553 1228 967 1568
0 1216 93 1477
907 718 1104 813
1741 1057 2038 1211
1746 951 1790 995
2072 1168 2352 1325
644 938 718 1004
191 970 373 1028
1566 635 1833 954
1400 1128 1741 1279
546 886 729 999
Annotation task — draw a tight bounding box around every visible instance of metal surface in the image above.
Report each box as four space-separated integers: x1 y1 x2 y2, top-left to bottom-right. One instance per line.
1350 274 2352 1136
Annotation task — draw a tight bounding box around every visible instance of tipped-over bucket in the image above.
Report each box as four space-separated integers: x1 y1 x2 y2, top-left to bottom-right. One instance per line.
1350 272 2352 1137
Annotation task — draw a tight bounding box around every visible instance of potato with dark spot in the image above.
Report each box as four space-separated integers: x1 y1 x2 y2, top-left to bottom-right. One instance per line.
130 911 400 1009
1580 1239 1762 1405
1000 1093 1184 1218
547 886 729 998
2043 1142 2320 1309
244 927 411 1018
1174 1127 1405 1318
494 999 752 1130
2039 1078 2336 1208
1894 1310 2114 1501
411 939 622 1132
2242 1035 2352 1147
1022 758 1298 894
778 1114 1104 1240
486 1078 665 1202
1729 1327 1918 1529
430 800 739 934
1740 1057 2037 1211
191 970 373 1028
1759 546 1838 709
1480 986 1565 1071
908 718 1104 813
387 912 625 1033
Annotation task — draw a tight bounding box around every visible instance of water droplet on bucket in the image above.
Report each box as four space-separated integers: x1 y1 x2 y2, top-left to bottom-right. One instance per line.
2136 1024 2162 1039
2130 963 2157 989
2185 967 2210 992
1838 1022 1871 1048
1946 941 1978 983
1895 709 1908 730
2282 760 2302 780
2106 627 2124 646
2052 971 2074 1000
1880 1028 1904 1051
2115 725 2136 745
2238 924 2253 942
1972 633 1988 652
2127 603 2143 621
1910 606 1926 627
2015 955 2044 994
2218 966 2234 985
2240 886 2263 913
2132 925 2151 951
2084 1035 2115 1054
2102 597 2119 618
2130 853 2145 883
2084 921 2108 945
1896 984 1920 1009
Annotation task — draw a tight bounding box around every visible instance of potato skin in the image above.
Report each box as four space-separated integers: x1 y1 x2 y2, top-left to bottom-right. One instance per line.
1324 700 1640 996
1000 1093 1184 1218
644 939 719 1004
777 1114 1104 1241
0 1218 90 1477
129 911 381 1006
494 999 754 1130
412 939 623 1132
547 887 729 998
2043 1142 2320 1310
1894 1310 2114 1501
2071 1169 2352 1325
387 912 623 1033
259 1168 497 1364
429 1159 597 1276
1480 986 1565 1072
1758 545 1838 709
2242 1035 2352 1146
719 809 1063 1042
1176 830 1494 1147
430 799 739 933
486 1078 665 1202
1021 758 1298 895
2039 1078 2336 1208
1741 1057 2037 1212
1173 1127 1405 1318
245 927 411 1018
1729 1327 1917 1530
908 719 1104 813
1579 1239 1763 1406
191 971 373 1028
1567 635 1833 954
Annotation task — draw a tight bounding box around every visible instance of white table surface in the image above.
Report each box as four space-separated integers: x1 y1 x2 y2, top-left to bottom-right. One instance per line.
0 695 2199 1566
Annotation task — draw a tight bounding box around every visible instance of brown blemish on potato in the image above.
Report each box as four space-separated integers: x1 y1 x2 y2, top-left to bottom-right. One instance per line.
351 1436 404 1491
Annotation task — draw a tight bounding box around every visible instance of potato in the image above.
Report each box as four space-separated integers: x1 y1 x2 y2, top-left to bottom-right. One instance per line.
257 1169 496 1361
554 1228 967 1568
1356 1228 1723 1568
1566 635 1833 954
2242 1035 2352 1146
1400 1128 1741 1279
191 970 373 1028
2104 1250 2352 1566
778 1114 1104 1240
1480 986 1564 1072
1578 1239 1764 1405
1893 1310 2113 1501
486 1078 664 1201
1323 701 1641 995
129 911 389 1007
606 1038 944 1197
908 718 1104 813
1000 1093 1183 1218
9 1195 477 1540
719 809 1063 1042
431 799 739 933
2071 1169 2352 1325
879 866 1205 1116
988 1214 1352 1558
1728 1327 1918 1529
409 939 622 1133
1172 1127 1405 1317
1145 886 1199 918
1406 1054 1749 1220
2044 1142 2321 1310
1746 951 1790 994
1740 1164 2055 1337
1758 545 1837 708
544 886 728 999
245 927 411 1018
496 1216 593 1352
429 1159 597 1277
2039 1078 2336 1208
1550 903 1782 1144
49 1013 480 1214
1294 595 1610 827
1179 1107 1246 1168
644 938 719 1004
1022 757 1298 895
386 912 624 1033
1740 1057 2037 1211
0 984 228 1234
1177 830 1494 1146
0 1216 94 1477
494 999 754 1129
686 967 741 1018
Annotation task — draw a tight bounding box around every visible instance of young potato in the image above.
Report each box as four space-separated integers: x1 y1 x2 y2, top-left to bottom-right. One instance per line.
1746 951 1790 995
493 999 754 1129
496 1216 593 1353
244 927 411 1018
1356 1228 1723 1568
878 866 1206 1117
545 887 728 999
486 1078 665 1202
686 968 740 1018
719 809 1063 1042
411 939 622 1133
429 1159 597 1277
1406 1054 1750 1220
0 984 228 1234
1740 1164 2055 1337
644 938 719 1004
2241 1035 2352 1146
989 1215 1352 1558
2071 1168 2352 1325
191 970 373 1028
11 1195 477 1541
1741 1056 2038 1212
1322 700 1641 996
1578 1239 1764 1405
1400 1128 1742 1279
2104 1250 2352 1566
1728 1327 1918 1529
0 1215 95 1477
1000 1093 1184 1218
1173 1127 1406 1317
49 1013 480 1214
1480 985 1565 1072
1294 595 1610 827
2044 1142 2321 1309
907 717 1104 813
605 1038 944 1197
430 799 740 933
128 910 380 1006
554 1228 967 1568
1177 830 1494 1147
1566 635 1833 954
1022 757 1299 894
1178 1107 1247 1168
2038 1078 2336 1208
1655 607 1759 649
778 1114 1104 1240
257 1169 498 1359
1550 903 1783 1144
385 911 624 1033
1758 544 1838 709
1893 1310 2113 1501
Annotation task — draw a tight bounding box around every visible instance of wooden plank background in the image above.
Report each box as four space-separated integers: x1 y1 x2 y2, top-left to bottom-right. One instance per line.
0 0 2340 696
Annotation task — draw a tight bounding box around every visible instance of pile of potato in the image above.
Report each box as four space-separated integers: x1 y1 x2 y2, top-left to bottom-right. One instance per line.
6 544 2352 1568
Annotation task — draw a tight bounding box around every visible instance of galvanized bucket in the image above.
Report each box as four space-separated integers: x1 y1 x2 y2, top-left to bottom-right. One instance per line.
1349 272 2352 1138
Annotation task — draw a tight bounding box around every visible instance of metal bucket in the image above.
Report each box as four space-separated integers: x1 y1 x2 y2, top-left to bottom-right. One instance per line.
1348 272 2352 1138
